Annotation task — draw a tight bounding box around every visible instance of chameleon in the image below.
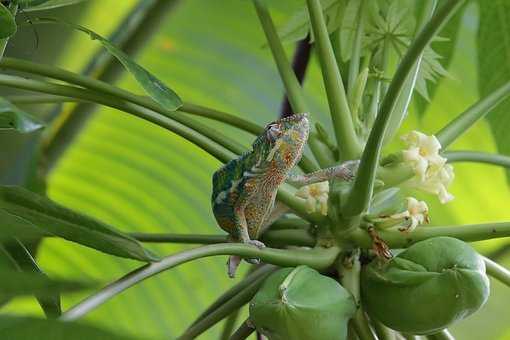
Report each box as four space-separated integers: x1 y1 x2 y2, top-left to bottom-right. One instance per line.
211 113 358 277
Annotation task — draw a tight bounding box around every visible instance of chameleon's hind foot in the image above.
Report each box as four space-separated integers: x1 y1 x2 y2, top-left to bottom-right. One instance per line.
247 239 265 249
227 255 242 278
245 239 265 264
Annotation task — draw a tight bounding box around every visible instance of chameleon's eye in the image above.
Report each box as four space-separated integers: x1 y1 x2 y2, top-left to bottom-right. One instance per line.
266 123 282 142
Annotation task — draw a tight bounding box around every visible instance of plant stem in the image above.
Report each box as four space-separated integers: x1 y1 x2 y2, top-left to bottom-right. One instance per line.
129 229 315 247
382 0 437 145
220 309 241 340
179 279 262 340
228 319 255 340
252 0 308 114
340 251 377 340
306 0 361 160
428 329 455 340
444 151 510 168
252 0 321 172
280 37 312 118
0 74 237 163
6 94 83 104
372 320 396 340
342 0 464 217
347 0 366 97
190 265 276 327
0 59 247 156
60 244 339 321
436 80 510 149
350 222 510 249
483 256 510 287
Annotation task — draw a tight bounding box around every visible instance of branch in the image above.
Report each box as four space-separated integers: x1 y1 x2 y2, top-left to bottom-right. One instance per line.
129 229 316 247
306 0 361 160
444 151 510 168
60 244 339 321
228 319 255 340
350 222 510 249
483 256 510 288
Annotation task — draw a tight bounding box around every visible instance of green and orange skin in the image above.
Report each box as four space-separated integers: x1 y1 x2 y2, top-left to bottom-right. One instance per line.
212 113 357 277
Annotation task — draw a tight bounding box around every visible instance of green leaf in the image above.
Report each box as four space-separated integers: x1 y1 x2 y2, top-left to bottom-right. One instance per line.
34 18 182 110
21 0 86 11
477 0 510 180
0 316 137 340
0 266 89 299
0 97 44 133
0 186 158 261
0 3 16 39
2 240 63 318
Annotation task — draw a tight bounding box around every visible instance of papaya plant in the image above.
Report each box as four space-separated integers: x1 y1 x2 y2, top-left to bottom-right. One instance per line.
0 0 510 339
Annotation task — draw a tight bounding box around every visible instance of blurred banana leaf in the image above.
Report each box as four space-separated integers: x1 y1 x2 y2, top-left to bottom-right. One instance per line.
1 1 509 339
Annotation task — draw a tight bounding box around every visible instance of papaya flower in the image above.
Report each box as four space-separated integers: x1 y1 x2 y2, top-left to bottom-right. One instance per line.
401 131 454 203
389 197 430 232
295 181 329 215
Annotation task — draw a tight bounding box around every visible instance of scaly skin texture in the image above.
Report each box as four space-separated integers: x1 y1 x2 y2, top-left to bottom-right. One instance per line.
211 113 357 276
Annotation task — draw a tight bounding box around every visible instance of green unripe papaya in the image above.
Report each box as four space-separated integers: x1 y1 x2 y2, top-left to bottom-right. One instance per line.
361 237 490 335
250 266 356 340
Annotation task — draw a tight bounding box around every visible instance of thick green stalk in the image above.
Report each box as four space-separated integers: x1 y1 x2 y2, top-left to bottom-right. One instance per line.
483 256 510 287
61 244 339 321
340 252 377 340
382 0 437 145
252 0 321 172
436 80 510 148
220 309 241 340
347 0 366 97
350 222 510 249
342 0 464 217
228 319 255 340
129 229 315 247
252 0 308 113
306 0 361 160
444 151 510 168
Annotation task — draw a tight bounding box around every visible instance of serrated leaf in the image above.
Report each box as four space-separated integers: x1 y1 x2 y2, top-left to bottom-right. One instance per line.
20 0 86 11
0 316 138 340
0 186 158 261
0 97 44 133
0 3 16 39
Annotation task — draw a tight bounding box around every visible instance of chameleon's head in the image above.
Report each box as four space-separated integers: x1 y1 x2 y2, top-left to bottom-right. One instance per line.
255 113 310 170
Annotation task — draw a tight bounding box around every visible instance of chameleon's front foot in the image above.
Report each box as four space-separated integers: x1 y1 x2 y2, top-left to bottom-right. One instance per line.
227 240 266 278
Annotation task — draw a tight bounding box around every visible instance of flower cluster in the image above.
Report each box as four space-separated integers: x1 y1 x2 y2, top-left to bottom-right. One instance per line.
295 181 329 216
401 131 454 203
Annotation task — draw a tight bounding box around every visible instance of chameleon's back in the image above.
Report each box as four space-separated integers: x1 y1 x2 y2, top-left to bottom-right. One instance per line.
211 152 255 231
